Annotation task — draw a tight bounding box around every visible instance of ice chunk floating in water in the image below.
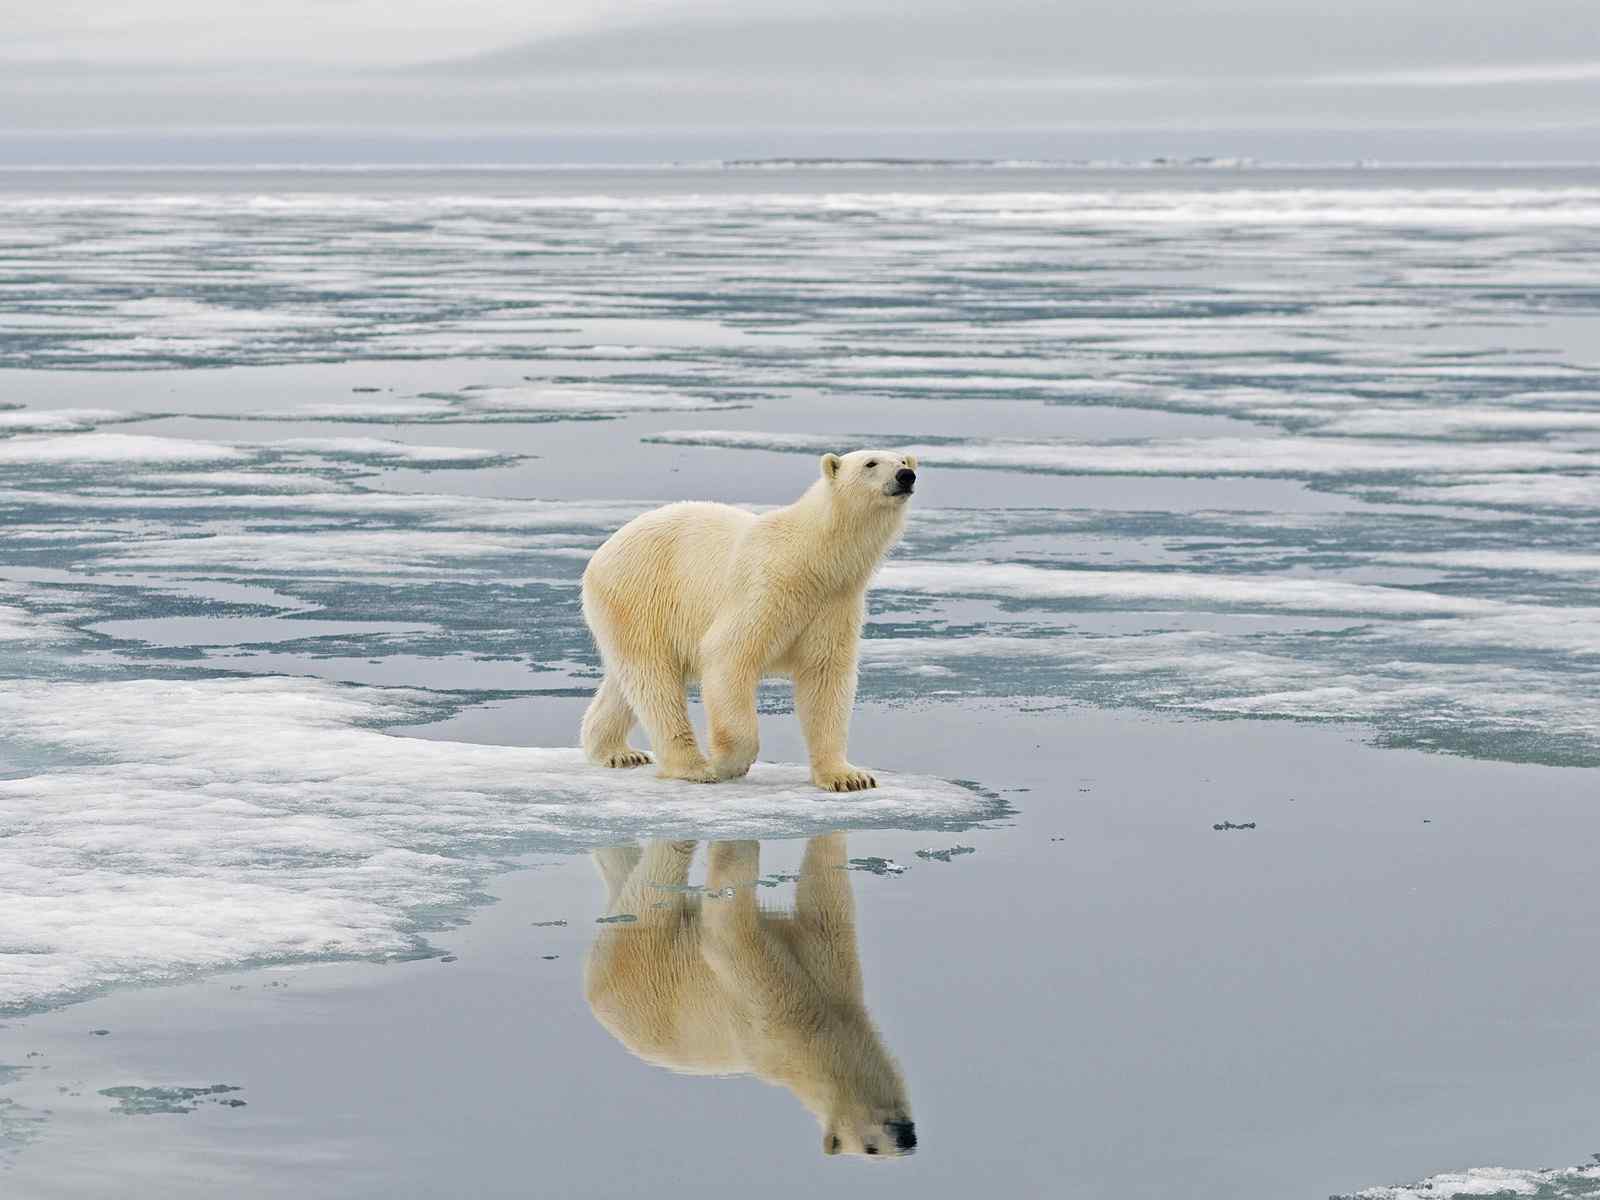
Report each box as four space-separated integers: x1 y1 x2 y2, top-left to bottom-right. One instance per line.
0 676 997 1014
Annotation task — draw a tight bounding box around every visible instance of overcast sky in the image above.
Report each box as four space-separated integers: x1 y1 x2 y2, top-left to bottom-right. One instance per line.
4 0 1598 162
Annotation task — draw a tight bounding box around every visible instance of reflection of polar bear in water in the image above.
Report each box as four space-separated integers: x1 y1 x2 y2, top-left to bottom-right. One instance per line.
580 450 918 791
584 835 918 1158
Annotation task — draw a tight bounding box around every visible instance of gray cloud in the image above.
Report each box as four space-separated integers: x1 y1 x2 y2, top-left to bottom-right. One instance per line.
405 1 1599 80
1 0 1596 159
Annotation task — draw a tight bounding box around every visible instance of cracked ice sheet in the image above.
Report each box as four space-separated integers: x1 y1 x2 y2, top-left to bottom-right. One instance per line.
860 633 1600 759
876 561 1600 655
0 675 995 1014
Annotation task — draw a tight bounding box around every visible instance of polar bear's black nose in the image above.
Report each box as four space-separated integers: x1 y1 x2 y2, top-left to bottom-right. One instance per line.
895 468 916 487
887 1120 917 1151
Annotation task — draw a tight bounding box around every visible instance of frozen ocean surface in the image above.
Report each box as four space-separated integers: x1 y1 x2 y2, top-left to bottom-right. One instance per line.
2 164 1599 1198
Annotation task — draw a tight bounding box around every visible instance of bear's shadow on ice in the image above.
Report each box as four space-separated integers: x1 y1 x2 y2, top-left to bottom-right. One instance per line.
584 834 919 1159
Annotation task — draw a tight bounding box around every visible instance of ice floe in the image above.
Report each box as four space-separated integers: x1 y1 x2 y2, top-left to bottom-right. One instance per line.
0 433 248 466
0 676 997 1013
263 437 520 465
0 408 147 434
1337 1163 1600 1200
861 631 1600 762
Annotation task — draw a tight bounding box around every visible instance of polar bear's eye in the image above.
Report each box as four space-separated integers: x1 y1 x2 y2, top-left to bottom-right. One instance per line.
864 460 877 469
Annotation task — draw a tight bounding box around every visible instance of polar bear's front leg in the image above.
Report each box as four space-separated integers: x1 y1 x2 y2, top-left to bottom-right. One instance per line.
794 833 865 1002
703 840 805 1004
793 606 876 792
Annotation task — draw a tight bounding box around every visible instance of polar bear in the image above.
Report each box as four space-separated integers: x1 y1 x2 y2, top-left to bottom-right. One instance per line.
580 450 917 791
584 835 917 1158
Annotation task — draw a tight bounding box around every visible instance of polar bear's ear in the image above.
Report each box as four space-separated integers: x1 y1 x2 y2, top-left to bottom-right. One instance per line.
820 453 842 481
903 453 918 471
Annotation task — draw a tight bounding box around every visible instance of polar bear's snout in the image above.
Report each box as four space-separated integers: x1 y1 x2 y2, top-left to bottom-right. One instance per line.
886 467 916 497
848 1118 918 1158
885 1118 918 1153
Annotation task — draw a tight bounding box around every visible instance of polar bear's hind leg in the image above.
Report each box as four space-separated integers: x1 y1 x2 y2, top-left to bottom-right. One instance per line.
581 675 653 768
614 661 718 783
591 844 644 903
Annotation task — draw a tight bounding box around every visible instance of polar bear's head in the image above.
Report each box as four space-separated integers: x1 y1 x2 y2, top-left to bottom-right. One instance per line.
821 1104 918 1159
804 1020 917 1159
819 450 919 506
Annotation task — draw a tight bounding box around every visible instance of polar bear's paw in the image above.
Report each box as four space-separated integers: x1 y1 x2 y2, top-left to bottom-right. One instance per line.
601 749 654 769
709 736 758 782
658 757 721 784
813 765 878 792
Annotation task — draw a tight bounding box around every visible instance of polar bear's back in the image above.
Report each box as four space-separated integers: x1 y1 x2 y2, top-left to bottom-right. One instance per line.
583 500 758 671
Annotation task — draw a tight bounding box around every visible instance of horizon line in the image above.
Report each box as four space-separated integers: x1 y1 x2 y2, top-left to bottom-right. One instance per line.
5 157 1600 172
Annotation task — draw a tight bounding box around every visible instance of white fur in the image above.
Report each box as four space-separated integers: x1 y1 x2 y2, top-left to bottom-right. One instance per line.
580 449 917 790
585 837 916 1158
